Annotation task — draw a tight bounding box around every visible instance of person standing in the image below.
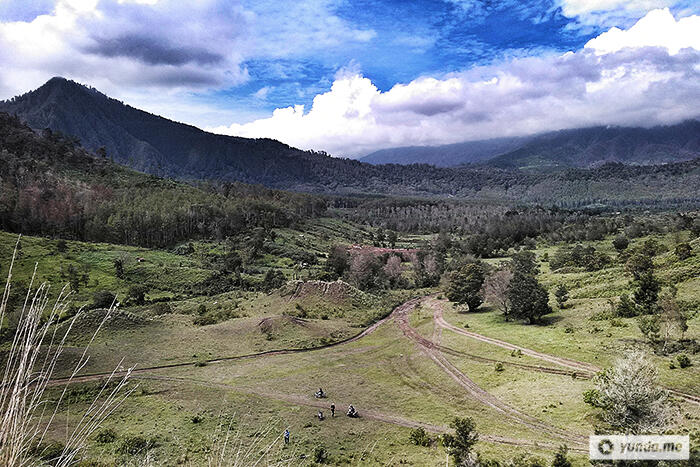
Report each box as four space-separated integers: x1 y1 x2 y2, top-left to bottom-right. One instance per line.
330 403 335 417
284 429 290 445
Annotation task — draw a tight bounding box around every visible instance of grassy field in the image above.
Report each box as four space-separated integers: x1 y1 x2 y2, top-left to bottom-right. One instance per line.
2 226 699 465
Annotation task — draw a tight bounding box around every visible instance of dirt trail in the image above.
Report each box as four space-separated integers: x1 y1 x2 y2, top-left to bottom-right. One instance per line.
133 374 587 453
430 299 598 375
393 299 588 447
429 298 700 406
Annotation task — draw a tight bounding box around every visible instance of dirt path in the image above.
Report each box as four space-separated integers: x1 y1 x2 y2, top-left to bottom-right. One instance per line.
49 298 423 386
132 374 588 453
430 299 598 375
393 299 588 447
429 298 700 406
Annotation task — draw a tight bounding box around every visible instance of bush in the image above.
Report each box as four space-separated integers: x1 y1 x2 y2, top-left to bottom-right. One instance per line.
409 427 432 446
615 294 638 318
675 243 692 260
677 354 691 368
94 428 118 444
313 445 328 464
152 302 172 315
126 284 148 305
30 440 65 461
91 290 116 309
117 435 157 456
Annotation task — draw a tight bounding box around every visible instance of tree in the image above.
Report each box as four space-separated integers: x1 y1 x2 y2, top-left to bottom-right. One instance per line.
113 258 125 279
507 273 552 323
483 267 513 317
615 294 638 318
127 285 148 306
675 242 692 260
658 289 688 350
325 245 350 279
92 290 116 309
221 251 242 273
632 270 660 314
387 230 398 248
625 254 653 280
442 417 479 466
262 269 286 292
348 252 384 290
445 263 485 312
511 251 538 276
554 284 569 309
612 235 629 252
584 351 676 434
551 445 572 467
383 255 403 288
375 228 386 247
66 264 80 292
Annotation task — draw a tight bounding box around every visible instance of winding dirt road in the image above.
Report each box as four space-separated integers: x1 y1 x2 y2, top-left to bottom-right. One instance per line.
427 298 700 406
47 294 698 454
393 298 588 447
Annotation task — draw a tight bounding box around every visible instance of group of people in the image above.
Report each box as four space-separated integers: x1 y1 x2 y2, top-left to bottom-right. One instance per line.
283 389 360 445
316 402 358 420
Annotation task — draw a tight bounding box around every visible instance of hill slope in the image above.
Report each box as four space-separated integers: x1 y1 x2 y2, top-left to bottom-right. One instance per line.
360 137 529 167
0 77 328 183
486 122 700 170
360 122 700 169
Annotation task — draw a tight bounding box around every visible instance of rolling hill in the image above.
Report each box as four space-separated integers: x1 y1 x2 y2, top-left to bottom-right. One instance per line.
361 121 700 169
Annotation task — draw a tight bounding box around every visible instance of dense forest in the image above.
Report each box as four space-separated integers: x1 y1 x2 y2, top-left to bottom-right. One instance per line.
1 79 699 206
0 113 326 247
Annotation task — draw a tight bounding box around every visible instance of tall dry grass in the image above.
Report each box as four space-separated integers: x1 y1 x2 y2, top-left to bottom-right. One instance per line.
0 240 135 466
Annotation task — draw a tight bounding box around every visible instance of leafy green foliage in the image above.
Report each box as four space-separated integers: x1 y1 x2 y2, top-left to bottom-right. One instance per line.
445 263 485 312
442 417 479 466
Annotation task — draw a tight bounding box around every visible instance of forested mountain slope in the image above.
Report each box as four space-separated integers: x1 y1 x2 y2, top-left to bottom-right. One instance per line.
485 121 700 170
361 121 700 169
360 137 528 167
1 79 699 207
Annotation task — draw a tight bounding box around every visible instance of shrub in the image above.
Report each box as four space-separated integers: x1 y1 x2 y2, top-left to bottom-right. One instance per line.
677 354 691 368
94 428 117 444
30 440 65 461
615 294 638 318
409 427 432 447
675 243 692 260
92 290 116 309
126 285 148 306
197 304 207 315
152 302 172 315
117 435 157 456
608 318 627 328
313 445 328 464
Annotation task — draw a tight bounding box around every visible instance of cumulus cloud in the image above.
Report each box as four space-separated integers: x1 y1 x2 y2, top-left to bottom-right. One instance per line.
211 9 700 156
0 0 374 100
555 0 693 26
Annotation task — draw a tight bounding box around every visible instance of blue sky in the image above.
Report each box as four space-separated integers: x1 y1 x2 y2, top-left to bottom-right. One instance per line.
0 0 698 155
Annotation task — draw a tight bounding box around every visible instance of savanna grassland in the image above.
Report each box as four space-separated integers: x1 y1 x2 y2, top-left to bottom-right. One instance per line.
2 214 699 466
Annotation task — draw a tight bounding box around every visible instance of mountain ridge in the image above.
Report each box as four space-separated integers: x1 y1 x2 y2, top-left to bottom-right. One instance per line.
361 120 700 169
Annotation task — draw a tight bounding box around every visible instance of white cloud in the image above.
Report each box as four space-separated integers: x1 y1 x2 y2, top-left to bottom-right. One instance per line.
210 9 700 157
555 0 685 26
0 0 375 100
585 8 700 54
